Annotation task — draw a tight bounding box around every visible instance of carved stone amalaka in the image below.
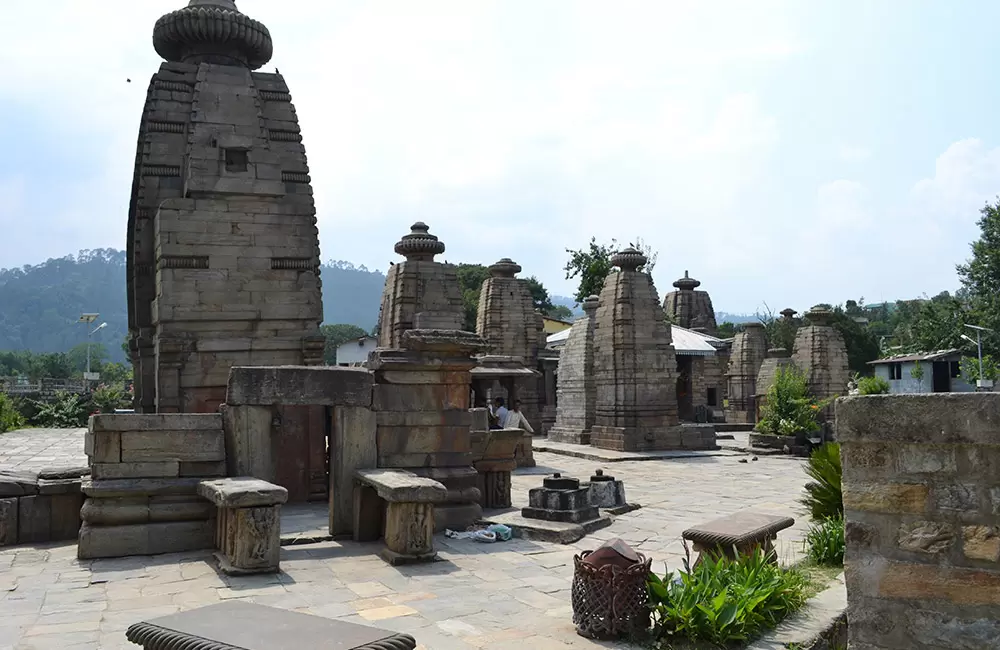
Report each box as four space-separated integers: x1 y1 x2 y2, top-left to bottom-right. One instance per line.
127 0 324 414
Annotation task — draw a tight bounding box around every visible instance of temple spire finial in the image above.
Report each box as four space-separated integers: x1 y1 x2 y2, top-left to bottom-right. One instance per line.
153 0 273 69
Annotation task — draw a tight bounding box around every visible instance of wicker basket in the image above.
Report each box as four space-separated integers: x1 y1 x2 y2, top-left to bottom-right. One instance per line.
571 550 652 639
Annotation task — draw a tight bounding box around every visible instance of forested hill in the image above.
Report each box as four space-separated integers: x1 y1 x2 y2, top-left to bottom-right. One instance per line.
0 250 387 362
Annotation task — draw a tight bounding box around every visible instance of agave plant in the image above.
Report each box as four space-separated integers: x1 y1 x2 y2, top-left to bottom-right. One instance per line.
800 442 842 521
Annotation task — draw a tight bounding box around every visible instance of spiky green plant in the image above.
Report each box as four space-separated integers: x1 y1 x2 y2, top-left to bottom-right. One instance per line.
801 442 842 521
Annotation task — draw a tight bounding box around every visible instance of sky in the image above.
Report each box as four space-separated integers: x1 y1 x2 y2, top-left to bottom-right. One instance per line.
1 0 999 316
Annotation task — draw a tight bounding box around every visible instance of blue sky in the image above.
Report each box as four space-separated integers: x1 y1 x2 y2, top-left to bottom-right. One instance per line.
1 1 998 315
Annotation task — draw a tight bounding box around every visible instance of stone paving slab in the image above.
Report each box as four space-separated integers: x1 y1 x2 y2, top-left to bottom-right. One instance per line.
534 439 741 462
0 450 810 650
0 428 87 472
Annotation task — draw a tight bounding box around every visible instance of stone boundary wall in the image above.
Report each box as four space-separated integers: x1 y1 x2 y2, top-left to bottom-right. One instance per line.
0 466 88 547
837 393 1000 649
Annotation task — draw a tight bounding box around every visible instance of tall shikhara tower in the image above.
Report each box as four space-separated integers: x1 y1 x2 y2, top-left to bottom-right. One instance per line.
127 0 324 414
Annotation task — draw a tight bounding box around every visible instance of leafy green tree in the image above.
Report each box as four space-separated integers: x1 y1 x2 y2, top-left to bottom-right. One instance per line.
546 305 574 321
960 355 1000 383
957 197 1000 357
455 264 491 331
715 322 743 339
68 342 109 376
524 277 555 314
563 238 618 303
319 324 369 365
99 362 133 386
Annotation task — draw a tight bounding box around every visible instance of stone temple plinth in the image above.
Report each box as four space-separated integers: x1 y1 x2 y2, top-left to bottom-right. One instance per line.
126 0 324 414
376 223 465 348
522 474 599 524
475 258 544 428
725 322 767 424
662 270 718 334
590 248 701 451
547 295 599 445
792 307 850 403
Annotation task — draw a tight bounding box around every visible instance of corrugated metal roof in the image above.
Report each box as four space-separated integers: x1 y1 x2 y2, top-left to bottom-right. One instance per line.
869 349 961 365
545 324 719 356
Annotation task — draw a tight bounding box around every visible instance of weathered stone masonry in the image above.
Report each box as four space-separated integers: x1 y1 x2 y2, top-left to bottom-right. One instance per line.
838 393 1000 650
128 0 324 414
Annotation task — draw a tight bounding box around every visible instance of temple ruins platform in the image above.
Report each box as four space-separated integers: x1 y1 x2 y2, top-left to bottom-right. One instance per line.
534 438 739 463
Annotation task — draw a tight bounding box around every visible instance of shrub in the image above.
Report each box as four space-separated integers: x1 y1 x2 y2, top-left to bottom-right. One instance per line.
805 516 845 566
857 375 889 395
0 393 26 433
757 367 827 437
801 443 843 521
90 383 128 414
31 391 90 428
647 548 809 646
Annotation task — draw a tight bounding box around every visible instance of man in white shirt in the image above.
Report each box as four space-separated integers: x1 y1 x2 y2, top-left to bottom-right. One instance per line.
491 397 509 428
503 400 534 433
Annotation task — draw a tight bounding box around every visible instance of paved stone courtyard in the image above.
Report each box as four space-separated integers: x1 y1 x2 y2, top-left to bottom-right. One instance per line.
0 429 810 650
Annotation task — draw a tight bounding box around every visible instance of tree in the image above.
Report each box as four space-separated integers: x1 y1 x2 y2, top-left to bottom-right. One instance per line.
68 342 109 376
99 361 133 386
563 238 618 303
319 324 369 365
524 277 555 314
715 322 743 339
455 264 491 332
957 197 1000 357
546 305 574 321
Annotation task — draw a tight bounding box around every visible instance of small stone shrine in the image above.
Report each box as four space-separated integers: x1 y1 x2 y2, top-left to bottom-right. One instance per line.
586 469 628 512
522 473 599 524
590 248 681 451
126 0 326 414
547 295 599 444
792 306 850 403
754 347 796 418
662 270 718 334
368 329 486 531
725 321 767 423
376 223 465 348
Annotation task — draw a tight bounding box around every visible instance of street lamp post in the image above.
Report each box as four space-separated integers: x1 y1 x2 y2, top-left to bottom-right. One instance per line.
78 314 106 389
963 324 994 391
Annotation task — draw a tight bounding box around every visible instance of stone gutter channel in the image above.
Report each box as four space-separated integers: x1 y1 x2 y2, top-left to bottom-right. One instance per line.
746 572 846 650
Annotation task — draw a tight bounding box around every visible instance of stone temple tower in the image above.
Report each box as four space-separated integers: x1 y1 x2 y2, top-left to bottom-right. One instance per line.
476 258 544 366
590 248 680 451
376 223 465 348
127 0 325 413
547 295 599 445
662 270 718 334
792 306 851 402
725 322 768 423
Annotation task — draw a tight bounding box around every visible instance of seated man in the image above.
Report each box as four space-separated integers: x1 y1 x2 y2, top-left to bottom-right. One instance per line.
490 397 509 429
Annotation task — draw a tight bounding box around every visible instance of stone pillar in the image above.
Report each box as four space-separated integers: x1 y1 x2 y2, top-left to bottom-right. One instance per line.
548 296 599 444
369 329 486 531
725 322 767 424
837 394 1000 649
590 249 682 451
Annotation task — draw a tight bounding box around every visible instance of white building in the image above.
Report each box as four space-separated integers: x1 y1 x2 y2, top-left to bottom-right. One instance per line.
869 349 974 394
335 336 377 367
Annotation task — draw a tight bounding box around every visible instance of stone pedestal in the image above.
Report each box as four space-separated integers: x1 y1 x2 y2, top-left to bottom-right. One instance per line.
369 329 486 531
470 428 522 509
523 474 599 523
591 249 684 451
586 469 627 510
548 296 599 445
198 478 287 575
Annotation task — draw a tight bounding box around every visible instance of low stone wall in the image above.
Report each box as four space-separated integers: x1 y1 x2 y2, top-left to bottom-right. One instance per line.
838 393 1000 649
589 423 716 452
0 466 88 547
78 414 225 559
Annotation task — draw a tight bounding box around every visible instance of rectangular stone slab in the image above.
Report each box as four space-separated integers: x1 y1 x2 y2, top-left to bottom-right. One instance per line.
198 478 288 508
682 510 794 547
125 601 417 650
354 469 447 503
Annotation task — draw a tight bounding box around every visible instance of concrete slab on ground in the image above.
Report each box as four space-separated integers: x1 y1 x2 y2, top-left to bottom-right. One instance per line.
534 439 741 462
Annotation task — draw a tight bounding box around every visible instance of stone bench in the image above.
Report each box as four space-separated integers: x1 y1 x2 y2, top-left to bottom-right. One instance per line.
682 510 794 566
353 469 447 566
126 601 416 650
197 478 287 575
